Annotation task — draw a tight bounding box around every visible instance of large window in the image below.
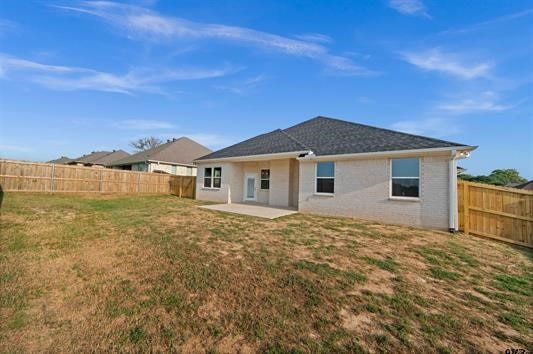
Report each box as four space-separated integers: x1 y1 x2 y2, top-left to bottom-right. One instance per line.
204 167 222 188
316 161 335 194
391 158 420 198
260 169 270 190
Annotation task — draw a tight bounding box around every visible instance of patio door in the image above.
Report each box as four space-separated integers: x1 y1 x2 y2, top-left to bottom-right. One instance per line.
244 173 256 201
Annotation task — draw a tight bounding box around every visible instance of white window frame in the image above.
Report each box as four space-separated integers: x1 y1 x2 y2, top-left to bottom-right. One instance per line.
315 161 335 195
260 169 270 190
389 158 421 201
203 167 222 189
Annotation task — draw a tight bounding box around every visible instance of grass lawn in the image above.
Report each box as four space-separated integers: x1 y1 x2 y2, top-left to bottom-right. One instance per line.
0 194 531 352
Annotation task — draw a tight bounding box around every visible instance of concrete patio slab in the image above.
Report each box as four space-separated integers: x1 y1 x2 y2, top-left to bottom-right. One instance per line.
200 203 297 219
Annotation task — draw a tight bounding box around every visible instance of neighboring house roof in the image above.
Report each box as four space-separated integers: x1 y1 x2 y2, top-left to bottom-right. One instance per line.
70 150 130 166
197 116 472 161
512 180 533 190
111 137 212 166
47 156 73 164
92 150 130 166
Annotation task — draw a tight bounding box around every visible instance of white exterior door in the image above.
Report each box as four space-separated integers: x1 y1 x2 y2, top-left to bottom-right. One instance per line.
244 173 256 201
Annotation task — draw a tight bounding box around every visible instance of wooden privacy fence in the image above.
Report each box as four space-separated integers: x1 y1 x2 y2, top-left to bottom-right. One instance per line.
0 159 196 198
169 174 196 198
458 180 533 248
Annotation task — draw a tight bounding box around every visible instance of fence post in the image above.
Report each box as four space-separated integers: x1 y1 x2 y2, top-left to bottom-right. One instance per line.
179 176 183 198
463 182 469 235
99 170 103 193
50 164 55 193
137 173 141 193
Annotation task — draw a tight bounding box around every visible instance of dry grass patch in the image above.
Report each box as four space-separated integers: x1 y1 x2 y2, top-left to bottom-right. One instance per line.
0 193 531 352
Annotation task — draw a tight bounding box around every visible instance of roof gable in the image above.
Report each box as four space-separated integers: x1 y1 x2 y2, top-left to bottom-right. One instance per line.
197 129 306 161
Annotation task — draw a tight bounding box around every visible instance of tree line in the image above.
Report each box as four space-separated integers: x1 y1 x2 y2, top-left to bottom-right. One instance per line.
459 169 527 186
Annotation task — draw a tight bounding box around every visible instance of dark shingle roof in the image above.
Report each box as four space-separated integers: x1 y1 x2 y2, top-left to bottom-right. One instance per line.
111 137 212 166
70 150 130 166
197 116 468 160
92 150 130 166
513 180 533 190
47 156 73 164
195 129 306 160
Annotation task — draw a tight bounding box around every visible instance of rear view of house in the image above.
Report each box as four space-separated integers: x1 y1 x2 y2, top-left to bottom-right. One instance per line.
110 137 212 176
195 116 476 230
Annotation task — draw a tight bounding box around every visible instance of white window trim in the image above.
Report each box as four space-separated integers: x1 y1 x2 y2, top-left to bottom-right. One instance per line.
389 158 421 200
203 167 222 189
260 169 270 190
315 161 335 195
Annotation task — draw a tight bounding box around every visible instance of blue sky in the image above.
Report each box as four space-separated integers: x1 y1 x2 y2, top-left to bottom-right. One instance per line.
0 0 532 178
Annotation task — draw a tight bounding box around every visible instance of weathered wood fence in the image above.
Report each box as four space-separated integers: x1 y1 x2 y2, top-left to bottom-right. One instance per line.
0 159 196 198
458 180 533 248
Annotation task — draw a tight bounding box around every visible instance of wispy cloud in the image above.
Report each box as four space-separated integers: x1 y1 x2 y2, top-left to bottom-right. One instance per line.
437 91 516 114
357 96 374 104
391 117 461 136
388 0 430 18
0 143 33 155
401 48 492 79
0 55 87 75
441 8 533 35
215 74 267 95
117 119 175 130
54 1 376 76
0 19 17 36
293 33 332 43
0 53 235 94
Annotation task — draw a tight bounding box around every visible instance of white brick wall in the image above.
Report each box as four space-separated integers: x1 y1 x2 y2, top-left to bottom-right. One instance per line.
196 159 294 207
289 159 299 208
298 155 450 229
196 162 235 203
269 159 291 207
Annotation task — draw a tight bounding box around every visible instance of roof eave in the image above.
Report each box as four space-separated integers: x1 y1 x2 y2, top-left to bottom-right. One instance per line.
298 145 477 161
110 159 197 167
146 159 197 167
195 150 311 163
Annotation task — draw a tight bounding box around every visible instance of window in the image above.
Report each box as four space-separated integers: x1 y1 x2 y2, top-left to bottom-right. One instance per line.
213 167 222 188
203 167 212 188
316 161 335 194
260 169 270 190
391 158 420 198
204 167 222 188
171 165 177 175
186 167 193 176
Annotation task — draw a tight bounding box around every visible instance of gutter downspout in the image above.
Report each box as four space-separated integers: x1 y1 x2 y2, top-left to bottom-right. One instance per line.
449 150 458 232
449 150 471 232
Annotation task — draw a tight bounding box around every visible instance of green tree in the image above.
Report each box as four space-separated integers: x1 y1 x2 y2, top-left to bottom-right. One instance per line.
487 169 527 185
